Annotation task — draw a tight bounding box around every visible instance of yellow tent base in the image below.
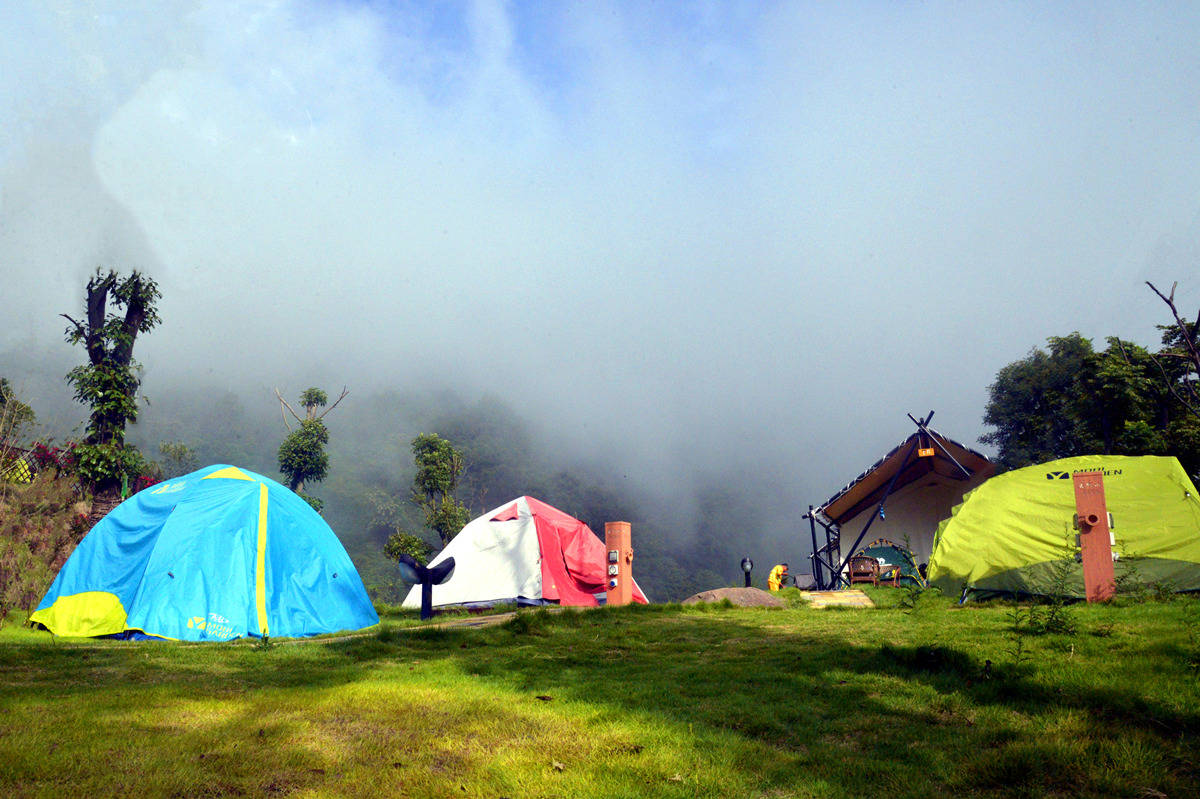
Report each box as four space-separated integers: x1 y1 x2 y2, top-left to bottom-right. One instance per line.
28 591 128 637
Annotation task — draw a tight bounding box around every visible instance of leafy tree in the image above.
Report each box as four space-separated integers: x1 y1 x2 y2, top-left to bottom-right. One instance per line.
275 386 347 512
380 433 471 564
382 530 433 565
299 387 328 411
277 418 329 510
278 420 329 490
983 331 1199 477
0 378 36 441
427 395 534 508
410 433 472 547
158 440 198 479
61 268 160 498
1147 286 1200 478
1079 338 1169 455
981 333 1098 469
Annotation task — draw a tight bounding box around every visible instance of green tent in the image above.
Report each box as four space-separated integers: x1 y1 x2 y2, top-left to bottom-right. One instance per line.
854 538 926 587
927 455 1200 600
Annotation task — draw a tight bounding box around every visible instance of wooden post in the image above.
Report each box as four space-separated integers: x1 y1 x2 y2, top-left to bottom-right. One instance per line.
604 522 633 607
1072 471 1115 602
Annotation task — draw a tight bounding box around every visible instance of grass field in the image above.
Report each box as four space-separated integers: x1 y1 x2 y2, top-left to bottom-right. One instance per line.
2 590 1199 798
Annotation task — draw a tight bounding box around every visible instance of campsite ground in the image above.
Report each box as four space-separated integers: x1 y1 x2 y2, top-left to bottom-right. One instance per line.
1 592 1198 798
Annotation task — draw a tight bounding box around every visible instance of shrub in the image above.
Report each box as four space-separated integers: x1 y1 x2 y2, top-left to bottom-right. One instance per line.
383 531 433 565
898 584 944 616
29 441 77 477
0 473 89 626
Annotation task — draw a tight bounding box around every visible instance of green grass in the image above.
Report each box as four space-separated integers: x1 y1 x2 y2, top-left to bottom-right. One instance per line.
2 596 1199 798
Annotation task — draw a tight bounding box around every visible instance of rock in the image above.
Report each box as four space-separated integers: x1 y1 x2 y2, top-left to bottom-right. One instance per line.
681 587 786 608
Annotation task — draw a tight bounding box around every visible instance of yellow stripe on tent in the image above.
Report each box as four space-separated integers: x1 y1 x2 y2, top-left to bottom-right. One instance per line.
202 466 255 481
256 483 269 636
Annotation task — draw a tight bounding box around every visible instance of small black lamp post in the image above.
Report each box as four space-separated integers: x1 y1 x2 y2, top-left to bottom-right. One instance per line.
741 557 753 588
397 554 456 621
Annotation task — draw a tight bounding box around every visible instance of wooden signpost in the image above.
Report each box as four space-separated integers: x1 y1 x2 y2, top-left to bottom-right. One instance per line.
1072 470 1115 603
604 521 634 607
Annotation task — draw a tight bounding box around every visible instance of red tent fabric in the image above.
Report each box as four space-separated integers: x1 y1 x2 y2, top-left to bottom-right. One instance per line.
492 497 648 606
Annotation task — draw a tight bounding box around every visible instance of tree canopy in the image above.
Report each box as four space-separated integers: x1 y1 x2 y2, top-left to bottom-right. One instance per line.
409 433 471 547
275 386 347 512
61 268 161 497
0 378 36 442
158 441 198 479
982 330 1199 477
378 432 473 569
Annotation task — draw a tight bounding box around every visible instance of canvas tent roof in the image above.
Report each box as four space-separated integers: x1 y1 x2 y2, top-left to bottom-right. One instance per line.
928 455 1200 599
403 496 648 609
818 428 994 526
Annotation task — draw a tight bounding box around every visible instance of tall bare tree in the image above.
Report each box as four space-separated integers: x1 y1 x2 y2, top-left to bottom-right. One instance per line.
1146 281 1200 420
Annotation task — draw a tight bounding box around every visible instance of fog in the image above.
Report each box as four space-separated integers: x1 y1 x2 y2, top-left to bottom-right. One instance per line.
4 2 1200 575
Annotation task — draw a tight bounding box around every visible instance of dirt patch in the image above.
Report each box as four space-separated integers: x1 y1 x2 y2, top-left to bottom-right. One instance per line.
681 587 785 608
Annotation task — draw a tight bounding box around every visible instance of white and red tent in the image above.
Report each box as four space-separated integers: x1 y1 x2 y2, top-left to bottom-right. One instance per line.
402 496 649 609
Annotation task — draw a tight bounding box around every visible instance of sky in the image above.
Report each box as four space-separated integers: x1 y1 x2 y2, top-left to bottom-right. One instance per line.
3 1 1200 542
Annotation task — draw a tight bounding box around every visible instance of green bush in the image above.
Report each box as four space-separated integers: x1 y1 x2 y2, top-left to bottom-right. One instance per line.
0 474 88 627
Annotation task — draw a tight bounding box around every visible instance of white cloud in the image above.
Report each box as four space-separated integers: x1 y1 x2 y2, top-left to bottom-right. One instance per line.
3 0 1200 516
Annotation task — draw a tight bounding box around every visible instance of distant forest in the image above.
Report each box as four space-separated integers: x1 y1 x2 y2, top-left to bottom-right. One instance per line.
5 279 1195 602
3 347 788 603
134 387 788 602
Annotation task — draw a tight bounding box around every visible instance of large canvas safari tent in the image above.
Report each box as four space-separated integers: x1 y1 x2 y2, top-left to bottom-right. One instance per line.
808 415 994 589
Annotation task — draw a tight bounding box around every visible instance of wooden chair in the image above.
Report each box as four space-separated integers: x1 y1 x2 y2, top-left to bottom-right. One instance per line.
848 556 879 586
878 563 902 587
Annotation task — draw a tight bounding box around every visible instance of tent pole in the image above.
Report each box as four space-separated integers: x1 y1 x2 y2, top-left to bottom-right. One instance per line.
907 411 972 478
806 506 823 589
825 524 840 588
833 437 920 581
808 515 842 588
813 550 840 587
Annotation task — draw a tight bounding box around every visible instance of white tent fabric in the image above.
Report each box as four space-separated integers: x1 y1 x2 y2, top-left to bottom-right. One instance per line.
401 497 543 609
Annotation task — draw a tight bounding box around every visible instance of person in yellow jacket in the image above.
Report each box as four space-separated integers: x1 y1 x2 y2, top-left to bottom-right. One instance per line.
768 562 789 592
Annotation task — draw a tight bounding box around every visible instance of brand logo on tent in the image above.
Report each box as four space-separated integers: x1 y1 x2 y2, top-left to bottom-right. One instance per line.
1046 469 1123 480
151 481 187 495
188 612 236 639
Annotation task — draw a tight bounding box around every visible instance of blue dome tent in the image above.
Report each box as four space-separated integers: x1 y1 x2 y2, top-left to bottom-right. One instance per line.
30 465 378 640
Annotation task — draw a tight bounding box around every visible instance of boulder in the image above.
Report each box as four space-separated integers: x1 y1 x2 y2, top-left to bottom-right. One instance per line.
681 586 786 608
